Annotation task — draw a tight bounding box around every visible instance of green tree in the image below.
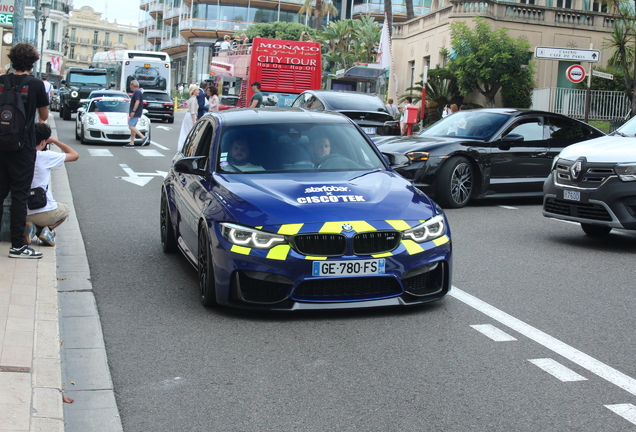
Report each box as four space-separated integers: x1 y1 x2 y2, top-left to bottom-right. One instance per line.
575 65 626 92
245 22 315 42
447 17 534 108
318 17 381 73
299 0 339 31
401 68 459 122
500 69 534 108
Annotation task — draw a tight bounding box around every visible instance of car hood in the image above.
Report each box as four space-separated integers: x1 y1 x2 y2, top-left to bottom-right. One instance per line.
213 170 439 229
558 136 636 163
375 135 473 153
87 112 130 126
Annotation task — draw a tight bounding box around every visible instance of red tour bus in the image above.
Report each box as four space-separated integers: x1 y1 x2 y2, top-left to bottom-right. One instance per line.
210 37 322 109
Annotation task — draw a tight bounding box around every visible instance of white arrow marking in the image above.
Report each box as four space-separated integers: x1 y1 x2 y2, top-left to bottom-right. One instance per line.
117 164 167 186
156 126 172 131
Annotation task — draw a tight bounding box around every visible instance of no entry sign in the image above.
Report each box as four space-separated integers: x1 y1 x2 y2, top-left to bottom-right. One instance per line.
566 65 586 83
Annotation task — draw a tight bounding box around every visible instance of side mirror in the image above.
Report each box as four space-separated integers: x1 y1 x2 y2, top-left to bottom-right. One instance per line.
77 107 85 114
498 133 524 151
382 152 411 170
173 156 207 176
142 109 149 115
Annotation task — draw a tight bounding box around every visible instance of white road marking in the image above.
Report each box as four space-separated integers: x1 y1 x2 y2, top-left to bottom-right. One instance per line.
156 126 173 131
136 149 164 157
151 141 170 150
450 287 636 396
498 205 518 210
528 358 587 382
87 149 113 157
605 404 636 426
470 324 517 341
117 164 168 186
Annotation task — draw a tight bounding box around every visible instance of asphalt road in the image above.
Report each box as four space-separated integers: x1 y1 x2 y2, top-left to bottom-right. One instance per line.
56 111 636 431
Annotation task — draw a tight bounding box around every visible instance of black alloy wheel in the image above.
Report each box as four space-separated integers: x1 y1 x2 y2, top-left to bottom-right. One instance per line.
198 226 218 307
435 156 474 208
581 223 612 237
160 192 177 253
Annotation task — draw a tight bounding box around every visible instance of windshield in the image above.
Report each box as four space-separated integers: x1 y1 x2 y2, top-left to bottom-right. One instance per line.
89 99 130 113
614 117 636 136
421 111 510 140
320 92 389 113
217 123 385 173
69 73 108 86
136 68 159 76
144 92 171 102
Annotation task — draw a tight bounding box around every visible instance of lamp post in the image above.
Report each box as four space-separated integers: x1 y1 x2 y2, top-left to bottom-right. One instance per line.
38 1 51 79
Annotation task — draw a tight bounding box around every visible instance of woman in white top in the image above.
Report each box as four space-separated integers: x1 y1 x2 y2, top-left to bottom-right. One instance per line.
208 86 219 112
177 86 199 152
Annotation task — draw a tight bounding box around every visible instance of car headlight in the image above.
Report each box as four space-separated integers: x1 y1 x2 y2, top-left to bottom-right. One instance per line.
70 91 78 98
220 223 286 249
402 215 446 243
615 163 636 181
406 151 429 162
87 116 96 125
138 117 148 127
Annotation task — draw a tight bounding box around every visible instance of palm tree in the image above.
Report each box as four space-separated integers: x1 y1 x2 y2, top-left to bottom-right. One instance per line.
384 0 393 36
299 0 339 31
603 22 635 102
406 0 415 20
351 16 381 63
320 20 356 72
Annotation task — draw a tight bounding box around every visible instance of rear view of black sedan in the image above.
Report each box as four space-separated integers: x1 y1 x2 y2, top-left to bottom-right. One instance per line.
292 90 400 136
142 89 174 123
374 109 604 208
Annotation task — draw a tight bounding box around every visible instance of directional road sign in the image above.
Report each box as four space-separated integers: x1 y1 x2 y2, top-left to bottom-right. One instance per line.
535 47 600 62
566 65 586 83
592 70 614 80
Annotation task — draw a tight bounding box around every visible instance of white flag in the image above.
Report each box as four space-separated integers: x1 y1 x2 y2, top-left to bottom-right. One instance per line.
377 16 392 69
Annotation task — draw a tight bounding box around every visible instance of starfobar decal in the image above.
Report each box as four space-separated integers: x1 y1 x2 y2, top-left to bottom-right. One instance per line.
297 185 365 204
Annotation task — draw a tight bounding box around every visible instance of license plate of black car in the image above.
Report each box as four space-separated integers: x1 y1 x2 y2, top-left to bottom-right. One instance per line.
312 259 386 276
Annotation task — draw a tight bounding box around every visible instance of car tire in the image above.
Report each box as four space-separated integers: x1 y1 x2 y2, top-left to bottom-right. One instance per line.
581 223 611 236
160 192 178 253
198 225 218 307
75 123 80 141
167 117 174 124
62 105 71 121
435 156 474 209
80 125 87 144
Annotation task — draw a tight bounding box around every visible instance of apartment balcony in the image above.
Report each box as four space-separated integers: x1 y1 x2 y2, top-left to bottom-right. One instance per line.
182 0 304 11
137 42 155 51
160 36 188 55
46 41 61 51
140 0 151 10
352 3 430 22
394 0 616 37
147 28 169 43
179 18 250 39
164 6 190 25
149 0 166 17
139 18 155 30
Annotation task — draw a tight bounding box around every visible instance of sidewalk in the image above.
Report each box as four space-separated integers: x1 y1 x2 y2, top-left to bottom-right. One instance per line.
0 115 122 431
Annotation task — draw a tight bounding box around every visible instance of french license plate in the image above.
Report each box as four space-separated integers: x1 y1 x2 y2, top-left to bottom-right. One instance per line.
563 190 581 201
362 127 376 135
149 103 163 108
117 130 129 134
312 259 385 277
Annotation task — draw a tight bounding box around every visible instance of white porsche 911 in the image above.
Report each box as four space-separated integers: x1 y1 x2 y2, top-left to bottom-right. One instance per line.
75 97 151 145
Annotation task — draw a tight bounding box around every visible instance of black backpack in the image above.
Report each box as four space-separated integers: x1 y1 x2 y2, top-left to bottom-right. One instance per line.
0 75 32 152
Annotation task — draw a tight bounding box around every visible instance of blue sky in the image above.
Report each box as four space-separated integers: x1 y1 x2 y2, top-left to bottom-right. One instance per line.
78 0 140 27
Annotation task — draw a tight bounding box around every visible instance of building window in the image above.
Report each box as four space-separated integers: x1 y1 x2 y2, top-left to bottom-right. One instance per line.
93 31 99 45
592 1 607 11
70 27 76 41
105 32 110 46
408 60 415 88
69 45 75 58
118 33 123 43
556 0 572 7
520 0 535 4
49 22 57 44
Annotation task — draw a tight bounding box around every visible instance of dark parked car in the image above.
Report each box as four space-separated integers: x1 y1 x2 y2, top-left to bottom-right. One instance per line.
543 117 636 236
292 90 400 136
373 108 605 208
161 108 452 310
142 90 174 123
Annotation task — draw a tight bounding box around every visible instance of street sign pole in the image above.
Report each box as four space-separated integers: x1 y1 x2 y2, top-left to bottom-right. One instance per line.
584 44 594 123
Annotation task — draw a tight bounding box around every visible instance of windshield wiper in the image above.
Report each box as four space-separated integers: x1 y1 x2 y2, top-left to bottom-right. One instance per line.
612 131 628 137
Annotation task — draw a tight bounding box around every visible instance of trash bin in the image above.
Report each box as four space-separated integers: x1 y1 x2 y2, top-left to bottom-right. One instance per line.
609 119 627 133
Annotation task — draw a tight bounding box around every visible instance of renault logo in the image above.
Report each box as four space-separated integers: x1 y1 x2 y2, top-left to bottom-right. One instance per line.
570 161 582 179
342 223 353 232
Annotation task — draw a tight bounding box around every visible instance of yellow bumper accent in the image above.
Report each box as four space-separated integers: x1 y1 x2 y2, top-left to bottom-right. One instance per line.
401 239 425 255
278 223 304 235
372 252 394 258
433 235 450 246
386 220 411 231
266 244 291 260
305 256 327 260
230 245 251 255
319 221 376 234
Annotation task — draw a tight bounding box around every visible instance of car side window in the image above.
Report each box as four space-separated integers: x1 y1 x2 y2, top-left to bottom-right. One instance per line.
307 97 324 110
181 121 206 157
503 117 544 141
292 94 305 108
191 122 214 159
547 116 587 139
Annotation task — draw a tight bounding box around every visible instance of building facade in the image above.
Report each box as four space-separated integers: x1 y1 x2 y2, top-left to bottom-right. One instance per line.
389 0 618 107
65 6 139 71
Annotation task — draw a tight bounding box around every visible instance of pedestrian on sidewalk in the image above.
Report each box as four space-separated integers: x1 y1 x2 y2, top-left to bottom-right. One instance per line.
197 84 208 119
24 123 79 246
208 86 219 112
177 85 199 152
0 42 49 259
125 80 148 148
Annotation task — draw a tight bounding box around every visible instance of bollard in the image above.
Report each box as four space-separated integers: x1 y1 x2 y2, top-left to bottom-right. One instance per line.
174 97 178 112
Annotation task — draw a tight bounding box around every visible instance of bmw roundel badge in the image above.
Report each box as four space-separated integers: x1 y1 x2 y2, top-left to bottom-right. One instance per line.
342 223 353 232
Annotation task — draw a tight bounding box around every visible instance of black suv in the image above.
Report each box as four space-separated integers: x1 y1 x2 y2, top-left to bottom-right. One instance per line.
126 67 167 91
59 67 109 120
142 90 174 123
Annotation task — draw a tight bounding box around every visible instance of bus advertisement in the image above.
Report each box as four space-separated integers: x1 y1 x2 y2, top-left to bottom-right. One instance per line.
210 37 321 109
92 50 171 93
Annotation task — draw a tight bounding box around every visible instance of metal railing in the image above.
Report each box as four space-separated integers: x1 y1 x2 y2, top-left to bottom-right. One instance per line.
179 18 250 32
353 3 429 15
46 41 61 51
160 36 188 50
532 87 631 120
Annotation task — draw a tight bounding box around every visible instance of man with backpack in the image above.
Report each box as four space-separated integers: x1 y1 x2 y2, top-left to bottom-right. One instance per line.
0 43 50 258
